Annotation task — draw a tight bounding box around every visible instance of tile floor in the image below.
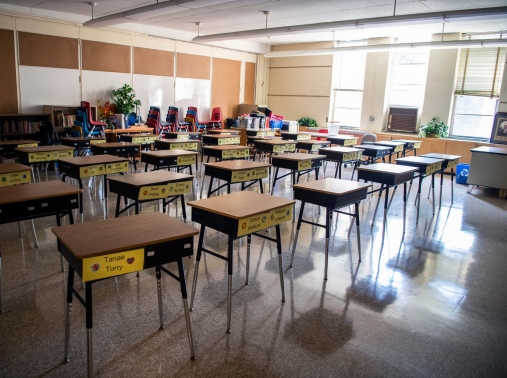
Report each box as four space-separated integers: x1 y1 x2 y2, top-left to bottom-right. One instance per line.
1 160 507 377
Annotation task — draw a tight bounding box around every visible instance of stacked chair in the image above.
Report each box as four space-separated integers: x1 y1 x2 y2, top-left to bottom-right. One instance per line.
146 106 173 135
166 107 190 132
185 106 223 133
74 102 104 138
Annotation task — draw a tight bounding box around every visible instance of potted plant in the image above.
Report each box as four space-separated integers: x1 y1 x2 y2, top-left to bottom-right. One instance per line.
297 117 318 128
419 117 449 138
111 84 141 128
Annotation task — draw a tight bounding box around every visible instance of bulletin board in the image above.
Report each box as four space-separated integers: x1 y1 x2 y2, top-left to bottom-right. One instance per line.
176 53 210 80
82 40 130 73
244 62 256 105
0 29 18 113
134 47 174 77
18 31 79 69
212 58 241 118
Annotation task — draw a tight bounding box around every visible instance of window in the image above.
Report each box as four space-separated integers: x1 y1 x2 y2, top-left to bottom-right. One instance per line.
389 50 429 107
331 41 366 128
451 96 498 138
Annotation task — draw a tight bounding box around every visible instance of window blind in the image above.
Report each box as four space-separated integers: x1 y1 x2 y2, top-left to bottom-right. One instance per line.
455 47 506 97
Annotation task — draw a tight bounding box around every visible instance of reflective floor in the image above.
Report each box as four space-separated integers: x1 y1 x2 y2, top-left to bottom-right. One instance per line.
1 161 507 377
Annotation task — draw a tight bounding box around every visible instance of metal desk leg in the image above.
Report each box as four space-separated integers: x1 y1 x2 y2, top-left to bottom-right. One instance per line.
135 200 139 215
30 219 39 248
416 175 423 224
432 173 435 215
403 182 407 236
372 184 384 227
64 266 74 361
190 227 205 311
207 177 214 198
156 266 164 329
381 186 389 245
290 201 305 267
271 167 279 195
176 258 196 359
180 195 187 222
85 282 93 378
115 195 121 218
258 178 264 194
355 202 362 262
324 207 331 280
245 235 251 285
226 234 234 334
451 168 454 204
275 225 285 301
0 249 3 314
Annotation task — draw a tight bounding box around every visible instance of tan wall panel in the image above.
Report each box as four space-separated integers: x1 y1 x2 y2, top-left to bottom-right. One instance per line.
176 53 210 80
0 29 18 114
417 138 447 156
134 47 174 77
244 62 255 105
18 31 78 69
375 134 392 141
213 58 241 119
445 140 476 164
82 40 130 73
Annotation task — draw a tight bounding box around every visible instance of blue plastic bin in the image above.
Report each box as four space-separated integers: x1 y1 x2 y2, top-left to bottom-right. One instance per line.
456 163 469 185
270 119 283 129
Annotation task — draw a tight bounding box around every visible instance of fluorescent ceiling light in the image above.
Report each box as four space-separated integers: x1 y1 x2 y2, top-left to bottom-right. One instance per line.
264 39 507 58
84 0 195 28
193 6 507 42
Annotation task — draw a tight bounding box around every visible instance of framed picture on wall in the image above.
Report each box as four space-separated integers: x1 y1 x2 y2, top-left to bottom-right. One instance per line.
490 112 507 145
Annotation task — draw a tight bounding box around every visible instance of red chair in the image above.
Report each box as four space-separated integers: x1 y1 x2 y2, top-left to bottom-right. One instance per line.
81 101 106 136
167 110 188 131
203 107 223 129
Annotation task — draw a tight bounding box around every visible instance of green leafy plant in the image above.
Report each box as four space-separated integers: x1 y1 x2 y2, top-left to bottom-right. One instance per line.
111 84 141 115
297 117 318 128
419 117 449 138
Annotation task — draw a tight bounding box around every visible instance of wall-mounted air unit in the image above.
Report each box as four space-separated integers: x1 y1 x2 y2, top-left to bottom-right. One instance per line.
387 107 418 133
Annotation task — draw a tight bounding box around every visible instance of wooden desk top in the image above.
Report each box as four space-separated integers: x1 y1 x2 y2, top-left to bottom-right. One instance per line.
188 191 295 220
52 212 198 259
358 163 418 174
0 180 81 205
58 155 128 166
373 141 405 146
204 160 271 171
164 132 199 136
318 146 363 153
91 142 140 148
142 150 198 157
247 136 281 141
355 144 392 151
271 152 327 161
396 156 444 165
296 140 329 145
0 140 39 146
121 133 158 138
203 145 251 151
15 145 74 153
325 135 357 140
202 134 238 139
107 170 193 186
420 153 462 160
470 146 507 156
255 139 296 145
60 137 105 142
293 178 371 196
105 127 153 134
207 130 240 135
156 139 200 144
0 162 31 174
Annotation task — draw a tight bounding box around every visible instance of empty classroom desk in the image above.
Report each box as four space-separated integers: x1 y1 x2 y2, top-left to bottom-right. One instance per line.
296 139 330 153
119 133 158 148
52 212 198 378
252 139 296 161
318 147 363 179
0 180 80 312
373 141 405 163
58 155 129 218
16 145 74 180
201 134 240 146
396 156 444 223
0 162 32 187
356 144 392 164
108 170 193 219
0 140 39 161
90 142 140 171
270 153 326 194
281 132 311 141
203 160 270 197
60 137 106 156
202 145 251 163
357 163 418 244
142 149 198 174
392 139 422 156
189 191 295 333
207 129 240 135
420 153 461 206
163 131 200 139
291 179 371 279
325 135 358 147
246 130 275 137
154 139 201 152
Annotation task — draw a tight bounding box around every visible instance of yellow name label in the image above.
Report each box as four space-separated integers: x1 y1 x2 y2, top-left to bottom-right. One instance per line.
177 155 196 165
231 167 268 183
217 137 240 145
132 136 157 144
394 144 404 153
170 142 198 151
105 162 129 174
222 148 250 159
139 185 169 200
236 204 292 237
90 139 106 144
426 162 442 176
413 141 422 148
446 158 460 169
343 138 358 146
28 149 73 162
167 180 192 195
79 164 105 178
298 160 312 170
266 204 292 228
310 144 322 152
285 143 296 152
297 134 311 140
273 145 284 153
256 131 274 137
342 151 362 161
82 249 144 282
177 134 189 140
17 143 38 148
0 170 31 187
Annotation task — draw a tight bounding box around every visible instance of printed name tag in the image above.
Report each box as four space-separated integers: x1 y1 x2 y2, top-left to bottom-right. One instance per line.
177 155 196 165
29 152 53 162
296 134 311 140
176 134 188 140
82 249 144 282
342 151 362 161
105 162 129 174
222 148 250 159
237 212 270 237
90 139 106 144
139 185 168 200
284 143 296 152
273 145 284 153
413 141 422 148
79 164 104 178
266 204 292 228
170 142 197 150
343 138 358 146
298 160 312 170
446 158 460 169
17 143 38 148
0 171 31 187
394 144 404 153
166 180 192 195
426 162 442 176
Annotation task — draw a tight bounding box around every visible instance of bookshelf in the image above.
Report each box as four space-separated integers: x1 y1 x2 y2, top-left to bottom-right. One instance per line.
43 105 98 127
0 114 50 140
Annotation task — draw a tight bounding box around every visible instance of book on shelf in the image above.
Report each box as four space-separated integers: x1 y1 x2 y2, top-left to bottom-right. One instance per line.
2 120 41 134
54 111 76 127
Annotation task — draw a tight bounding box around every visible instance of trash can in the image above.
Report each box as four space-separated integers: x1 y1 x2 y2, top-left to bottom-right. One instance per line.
456 163 469 184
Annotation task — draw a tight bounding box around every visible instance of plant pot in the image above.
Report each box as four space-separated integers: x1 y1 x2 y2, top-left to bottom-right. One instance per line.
426 134 439 138
115 114 126 129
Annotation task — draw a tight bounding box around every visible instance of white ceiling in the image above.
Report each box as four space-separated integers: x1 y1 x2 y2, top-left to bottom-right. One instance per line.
0 0 506 52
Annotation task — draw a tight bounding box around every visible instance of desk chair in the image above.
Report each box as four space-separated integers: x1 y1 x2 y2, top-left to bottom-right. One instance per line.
81 101 106 137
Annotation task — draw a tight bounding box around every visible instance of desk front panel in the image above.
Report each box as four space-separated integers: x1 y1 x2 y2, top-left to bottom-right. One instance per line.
201 136 240 145
296 141 330 152
90 145 139 156
294 187 368 209
0 169 31 187
154 140 200 151
203 147 250 160
281 133 311 141
358 169 415 186
396 160 442 175
271 156 324 171
120 135 158 144
59 160 129 178
205 165 268 183
61 139 91 148
18 148 74 163
108 178 193 201
356 147 392 159
318 149 363 162
246 130 275 137
326 136 358 146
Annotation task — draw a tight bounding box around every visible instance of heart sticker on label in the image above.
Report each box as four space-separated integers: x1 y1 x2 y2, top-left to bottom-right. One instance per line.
127 257 135 264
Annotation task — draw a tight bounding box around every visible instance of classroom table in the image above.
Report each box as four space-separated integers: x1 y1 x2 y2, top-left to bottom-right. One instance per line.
119 133 158 147
207 129 240 135
203 160 270 197
108 170 193 219
0 140 39 161
395 156 444 223
154 139 201 152
163 131 200 139
420 153 461 206
16 145 75 180
58 155 129 219
291 179 371 279
0 162 32 187
373 141 405 163
281 132 312 141
201 145 251 163
270 153 326 194
355 144 392 164
467 146 507 194
60 137 106 156
90 142 140 171
246 130 275 137
142 150 198 175
200 134 241 146
246 135 280 146
188 191 295 333
357 163 418 244
325 135 358 147
391 139 422 156
318 147 363 179
52 212 198 378
252 139 297 161
0 180 80 313
295 139 330 153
